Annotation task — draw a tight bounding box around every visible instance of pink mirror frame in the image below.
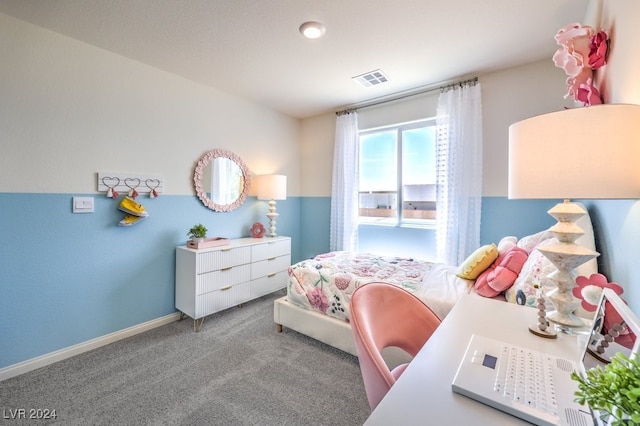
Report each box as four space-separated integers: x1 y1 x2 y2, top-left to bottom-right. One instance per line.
193 149 251 212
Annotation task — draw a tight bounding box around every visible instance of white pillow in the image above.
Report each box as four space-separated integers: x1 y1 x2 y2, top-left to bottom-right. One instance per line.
505 238 560 306
516 230 554 254
497 236 517 254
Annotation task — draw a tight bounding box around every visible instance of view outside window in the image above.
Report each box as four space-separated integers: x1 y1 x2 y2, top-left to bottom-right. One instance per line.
359 120 436 226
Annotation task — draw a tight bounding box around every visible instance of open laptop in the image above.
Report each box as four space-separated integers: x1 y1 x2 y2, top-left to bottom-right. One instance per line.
451 288 640 426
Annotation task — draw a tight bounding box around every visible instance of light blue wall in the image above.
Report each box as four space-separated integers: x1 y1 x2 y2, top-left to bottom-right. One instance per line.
359 225 437 261
581 200 640 313
480 198 559 244
299 197 331 260
3 194 639 369
0 193 301 368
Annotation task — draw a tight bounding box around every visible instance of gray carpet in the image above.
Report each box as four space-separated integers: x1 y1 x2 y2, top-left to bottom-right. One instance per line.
0 291 370 425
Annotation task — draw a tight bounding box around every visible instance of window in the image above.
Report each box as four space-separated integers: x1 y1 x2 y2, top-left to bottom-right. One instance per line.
359 119 436 227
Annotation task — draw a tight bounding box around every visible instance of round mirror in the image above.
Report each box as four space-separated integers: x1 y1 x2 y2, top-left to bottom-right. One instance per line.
193 149 251 212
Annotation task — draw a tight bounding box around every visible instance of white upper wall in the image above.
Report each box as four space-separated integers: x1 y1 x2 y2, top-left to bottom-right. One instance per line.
598 0 640 104
481 60 572 196
300 58 571 197
0 13 301 196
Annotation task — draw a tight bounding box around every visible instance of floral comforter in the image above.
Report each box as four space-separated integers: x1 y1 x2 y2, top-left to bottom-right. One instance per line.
286 251 440 323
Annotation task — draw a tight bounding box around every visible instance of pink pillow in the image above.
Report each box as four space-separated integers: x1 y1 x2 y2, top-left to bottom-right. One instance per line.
475 247 528 298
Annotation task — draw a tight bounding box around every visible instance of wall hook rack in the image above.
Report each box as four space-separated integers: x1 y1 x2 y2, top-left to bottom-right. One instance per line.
97 172 164 197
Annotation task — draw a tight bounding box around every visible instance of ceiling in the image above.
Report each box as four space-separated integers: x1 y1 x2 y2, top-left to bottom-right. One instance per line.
0 0 589 119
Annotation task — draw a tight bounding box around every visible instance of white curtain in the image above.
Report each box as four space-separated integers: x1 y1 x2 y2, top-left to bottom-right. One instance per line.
435 82 483 265
330 111 359 252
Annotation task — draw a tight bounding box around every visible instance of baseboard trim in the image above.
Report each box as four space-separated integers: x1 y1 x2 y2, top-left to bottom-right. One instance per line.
0 312 181 382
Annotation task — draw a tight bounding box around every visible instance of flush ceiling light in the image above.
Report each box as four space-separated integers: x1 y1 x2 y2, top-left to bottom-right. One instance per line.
299 21 326 39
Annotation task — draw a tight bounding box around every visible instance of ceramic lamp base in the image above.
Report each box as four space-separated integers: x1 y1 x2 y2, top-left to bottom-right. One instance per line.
266 200 279 237
539 201 599 329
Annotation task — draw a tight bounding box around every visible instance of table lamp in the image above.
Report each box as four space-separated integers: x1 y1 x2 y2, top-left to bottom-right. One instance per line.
508 104 640 330
256 174 287 237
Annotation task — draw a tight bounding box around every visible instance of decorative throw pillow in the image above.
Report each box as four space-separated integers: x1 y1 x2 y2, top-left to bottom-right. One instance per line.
516 229 554 253
505 238 560 306
497 236 517 254
475 247 528 298
573 273 624 311
456 243 499 280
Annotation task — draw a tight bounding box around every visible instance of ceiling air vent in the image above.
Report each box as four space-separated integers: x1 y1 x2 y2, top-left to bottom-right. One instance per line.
352 69 390 88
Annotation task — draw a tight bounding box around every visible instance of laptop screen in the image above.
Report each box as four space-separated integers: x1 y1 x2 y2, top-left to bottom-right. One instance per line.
582 288 640 370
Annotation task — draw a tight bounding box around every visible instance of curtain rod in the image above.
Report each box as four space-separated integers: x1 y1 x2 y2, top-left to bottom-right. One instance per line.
336 76 478 116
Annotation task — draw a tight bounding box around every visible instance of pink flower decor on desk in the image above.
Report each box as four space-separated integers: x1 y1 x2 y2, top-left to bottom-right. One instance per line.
572 273 623 311
553 23 609 106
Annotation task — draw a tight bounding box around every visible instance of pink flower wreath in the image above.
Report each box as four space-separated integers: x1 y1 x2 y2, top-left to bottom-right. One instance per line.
572 273 623 311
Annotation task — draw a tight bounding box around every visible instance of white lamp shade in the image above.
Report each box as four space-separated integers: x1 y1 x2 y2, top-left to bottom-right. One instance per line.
509 104 640 199
256 174 287 201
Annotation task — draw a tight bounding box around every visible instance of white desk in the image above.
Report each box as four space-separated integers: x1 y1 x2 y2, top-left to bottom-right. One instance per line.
365 293 583 425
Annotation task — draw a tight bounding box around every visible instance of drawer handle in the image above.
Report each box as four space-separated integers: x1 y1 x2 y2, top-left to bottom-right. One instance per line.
267 273 276 278
221 285 232 291
267 257 276 261
221 266 233 271
221 248 232 252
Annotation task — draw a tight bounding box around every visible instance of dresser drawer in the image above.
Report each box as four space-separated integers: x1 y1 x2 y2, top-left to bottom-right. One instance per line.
176 237 291 329
250 270 288 299
194 281 251 319
250 254 290 280
196 264 250 295
251 239 290 262
196 246 251 274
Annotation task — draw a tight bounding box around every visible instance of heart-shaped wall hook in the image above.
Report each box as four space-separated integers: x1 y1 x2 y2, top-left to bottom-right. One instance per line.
102 176 120 198
125 178 141 198
145 179 161 198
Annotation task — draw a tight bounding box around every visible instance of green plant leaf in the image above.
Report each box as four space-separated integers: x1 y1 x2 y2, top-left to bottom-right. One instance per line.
572 352 640 420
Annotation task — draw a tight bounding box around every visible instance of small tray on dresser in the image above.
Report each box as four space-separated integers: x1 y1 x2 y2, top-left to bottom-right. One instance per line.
187 237 230 249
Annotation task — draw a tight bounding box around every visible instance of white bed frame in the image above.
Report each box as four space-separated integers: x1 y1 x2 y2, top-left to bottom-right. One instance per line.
273 292 486 357
273 296 358 355
274 295 415 369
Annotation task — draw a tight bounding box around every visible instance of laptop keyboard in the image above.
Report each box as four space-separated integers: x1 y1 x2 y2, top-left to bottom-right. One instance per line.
493 344 559 416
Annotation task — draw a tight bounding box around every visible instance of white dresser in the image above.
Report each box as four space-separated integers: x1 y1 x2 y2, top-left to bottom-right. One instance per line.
175 236 291 331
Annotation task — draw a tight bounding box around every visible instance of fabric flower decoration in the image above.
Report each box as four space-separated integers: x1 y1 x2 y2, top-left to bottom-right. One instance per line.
553 23 609 105
565 68 591 101
553 23 594 77
588 30 609 69
572 273 623 311
575 77 603 106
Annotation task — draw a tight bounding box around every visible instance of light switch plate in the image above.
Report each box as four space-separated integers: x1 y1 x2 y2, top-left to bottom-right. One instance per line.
72 196 94 213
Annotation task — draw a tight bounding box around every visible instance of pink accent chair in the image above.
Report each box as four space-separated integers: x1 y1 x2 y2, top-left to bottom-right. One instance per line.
350 282 441 411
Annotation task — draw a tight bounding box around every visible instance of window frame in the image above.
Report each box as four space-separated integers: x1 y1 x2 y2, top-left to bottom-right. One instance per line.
358 118 437 229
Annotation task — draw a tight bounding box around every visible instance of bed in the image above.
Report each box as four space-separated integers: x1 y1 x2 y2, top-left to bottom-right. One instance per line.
273 253 472 355
274 206 598 356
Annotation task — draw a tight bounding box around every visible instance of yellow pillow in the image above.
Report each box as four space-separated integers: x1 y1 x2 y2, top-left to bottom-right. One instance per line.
456 243 499 280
